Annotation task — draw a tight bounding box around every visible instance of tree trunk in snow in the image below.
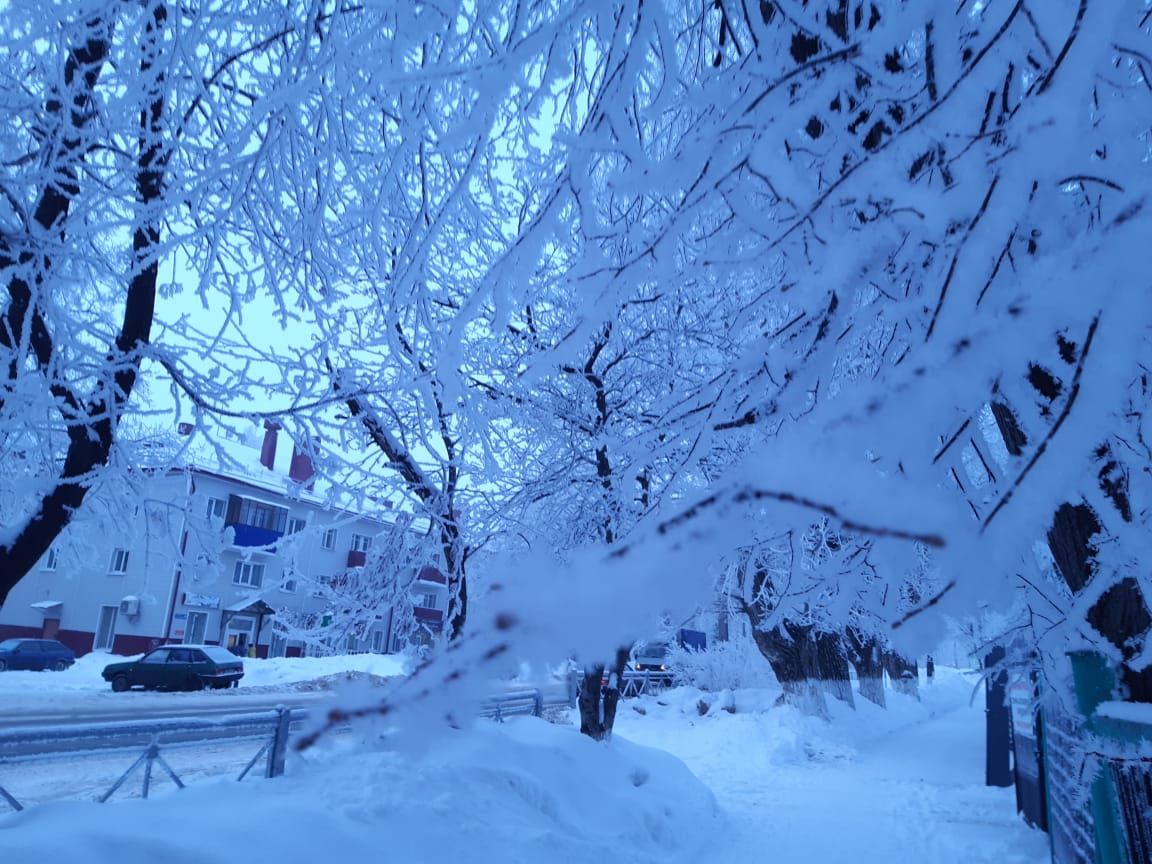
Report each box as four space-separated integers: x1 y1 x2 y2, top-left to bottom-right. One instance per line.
845 627 886 708
816 630 854 708
752 621 828 719
578 647 630 740
883 650 919 699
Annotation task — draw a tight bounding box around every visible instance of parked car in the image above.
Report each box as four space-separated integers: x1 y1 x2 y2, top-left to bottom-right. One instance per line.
0 638 76 672
101 645 244 692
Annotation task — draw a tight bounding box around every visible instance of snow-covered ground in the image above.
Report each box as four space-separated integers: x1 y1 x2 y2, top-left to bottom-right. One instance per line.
615 668 1048 863
0 661 1048 863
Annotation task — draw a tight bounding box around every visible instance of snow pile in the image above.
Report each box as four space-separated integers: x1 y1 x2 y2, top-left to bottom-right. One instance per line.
0 717 720 864
241 653 407 688
0 651 113 694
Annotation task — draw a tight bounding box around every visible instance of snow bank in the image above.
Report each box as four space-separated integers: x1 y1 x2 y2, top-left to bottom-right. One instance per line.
241 652 407 688
0 718 720 864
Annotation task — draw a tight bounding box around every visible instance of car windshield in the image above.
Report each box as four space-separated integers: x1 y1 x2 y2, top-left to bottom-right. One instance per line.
196 645 241 664
0 639 24 650
639 642 669 655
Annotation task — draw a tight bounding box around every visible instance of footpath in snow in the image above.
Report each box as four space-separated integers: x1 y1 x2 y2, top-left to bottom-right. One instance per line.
615 667 1050 864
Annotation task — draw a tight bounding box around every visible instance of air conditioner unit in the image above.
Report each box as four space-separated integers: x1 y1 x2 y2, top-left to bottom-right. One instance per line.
119 596 141 617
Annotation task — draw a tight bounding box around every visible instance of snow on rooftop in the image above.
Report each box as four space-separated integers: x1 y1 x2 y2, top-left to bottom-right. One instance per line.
171 421 404 520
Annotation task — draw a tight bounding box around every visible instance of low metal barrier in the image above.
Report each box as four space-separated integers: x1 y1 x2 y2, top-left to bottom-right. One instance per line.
0 707 299 811
480 685 575 721
0 685 579 811
620 670 673 698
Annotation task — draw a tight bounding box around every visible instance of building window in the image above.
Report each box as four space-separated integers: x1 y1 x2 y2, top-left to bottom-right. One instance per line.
109 548 130 575
287 517 307 535
321 528 337 550
43 546 59 572
233 560 265 588
225 496 288 533
418 592 437 609
350 533 372 553
371 630 386 653
206 497 226 521
281 578 297 593
346 633 358 653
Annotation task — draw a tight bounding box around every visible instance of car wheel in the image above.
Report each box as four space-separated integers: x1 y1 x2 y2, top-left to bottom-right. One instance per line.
53 660 68 672
185 676 204 692
0 660 6 672
111 675 130 692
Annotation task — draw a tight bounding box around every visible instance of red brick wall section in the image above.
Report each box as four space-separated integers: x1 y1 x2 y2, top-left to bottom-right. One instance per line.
0 624 163 657
0 623 41 642
1 624 273 660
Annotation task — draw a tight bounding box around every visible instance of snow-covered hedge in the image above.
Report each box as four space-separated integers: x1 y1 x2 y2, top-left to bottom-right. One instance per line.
666 637 776 693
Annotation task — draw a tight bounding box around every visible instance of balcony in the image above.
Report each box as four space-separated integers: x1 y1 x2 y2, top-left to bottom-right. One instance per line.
413 606 444 631
228 523 282 549
225 495 287 548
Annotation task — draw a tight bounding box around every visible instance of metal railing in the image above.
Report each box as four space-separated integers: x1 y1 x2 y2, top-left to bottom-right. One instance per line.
480 684 575 721
619 670 674 698
0 707 298 812
0 685 578 811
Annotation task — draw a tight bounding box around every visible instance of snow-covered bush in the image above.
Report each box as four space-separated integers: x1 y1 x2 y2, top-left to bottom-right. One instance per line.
667 637 776 693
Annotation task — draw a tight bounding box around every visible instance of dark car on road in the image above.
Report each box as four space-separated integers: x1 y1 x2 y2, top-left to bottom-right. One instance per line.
0 638 76 672
101 645 244 692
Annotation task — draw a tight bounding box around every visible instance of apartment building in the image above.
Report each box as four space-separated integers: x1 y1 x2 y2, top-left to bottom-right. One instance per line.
0 424 447 657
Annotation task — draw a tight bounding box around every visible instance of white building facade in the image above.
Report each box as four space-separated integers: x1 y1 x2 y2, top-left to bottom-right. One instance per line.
0 425 447 657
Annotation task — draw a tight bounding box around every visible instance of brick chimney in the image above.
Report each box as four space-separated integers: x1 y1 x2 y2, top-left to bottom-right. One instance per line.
289 439 316 491
259 421 280 471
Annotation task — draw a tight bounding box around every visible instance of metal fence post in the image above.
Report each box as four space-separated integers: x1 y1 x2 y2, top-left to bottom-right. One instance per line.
0 783 23 813
141 742 157 799
265 706 291 779
985 647 1012 787
533 690 544 717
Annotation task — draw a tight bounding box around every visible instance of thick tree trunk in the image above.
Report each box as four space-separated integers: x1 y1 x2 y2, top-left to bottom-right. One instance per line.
577 647 630 740
752 621 828 719
0 10 164 607
883 649 919 699
845 627 886 708
816 630 854 708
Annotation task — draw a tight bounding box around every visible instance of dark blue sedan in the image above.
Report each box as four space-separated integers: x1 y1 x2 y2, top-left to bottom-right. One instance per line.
0 638 76 672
